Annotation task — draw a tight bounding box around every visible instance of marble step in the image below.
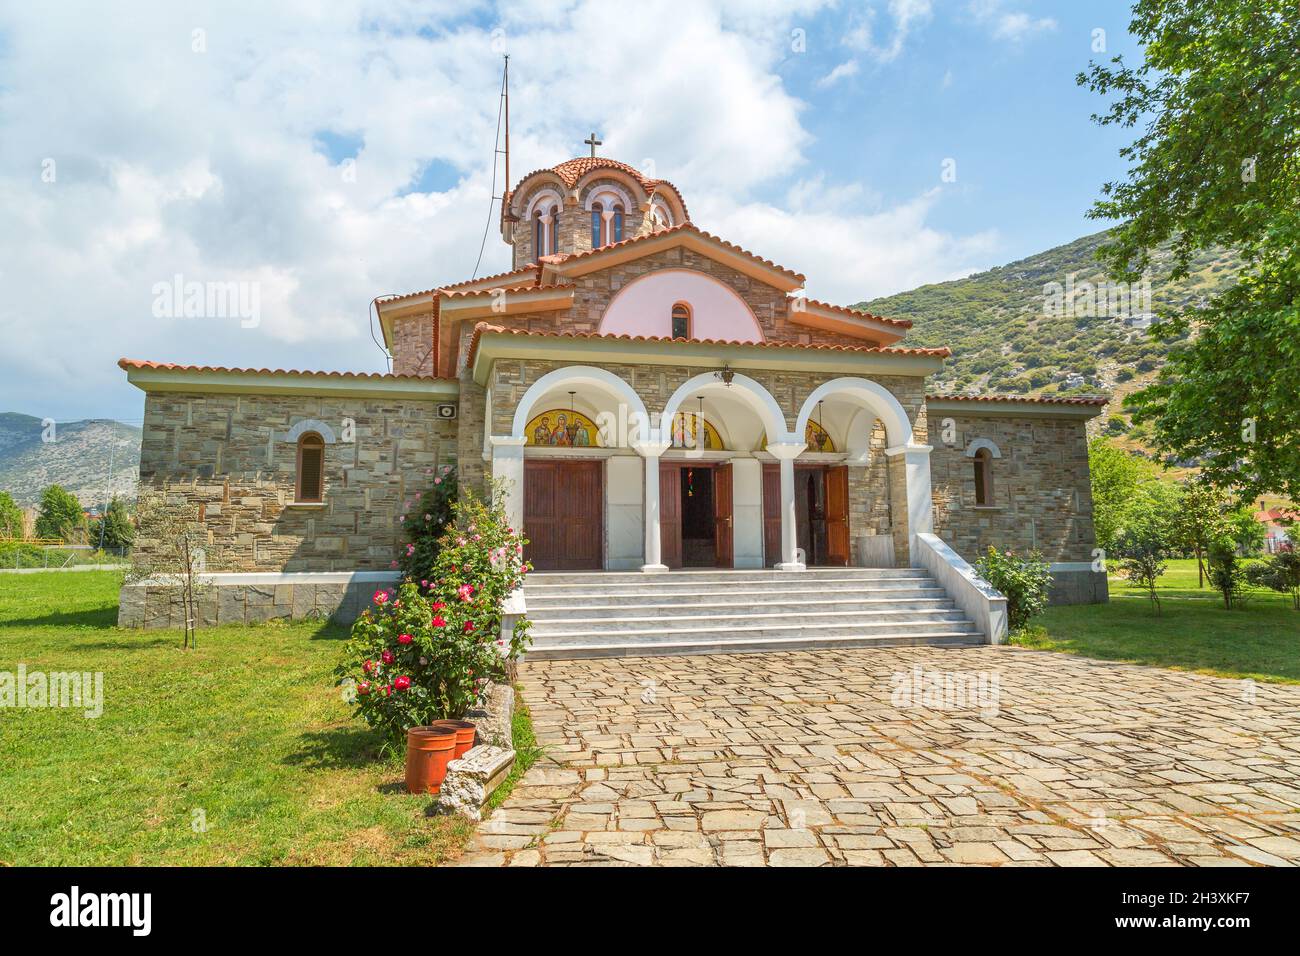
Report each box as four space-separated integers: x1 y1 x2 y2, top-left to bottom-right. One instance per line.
529 616 983 646
524 577 940 600
525 630 984 660
529 606 973 634
526 596 959 618
526 567 928 588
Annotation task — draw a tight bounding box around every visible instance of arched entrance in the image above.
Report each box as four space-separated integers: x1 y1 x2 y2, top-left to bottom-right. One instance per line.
794 378 932 566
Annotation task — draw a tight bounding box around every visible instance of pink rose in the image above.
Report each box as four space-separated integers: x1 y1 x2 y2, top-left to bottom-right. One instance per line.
457 583 475 602
373 590 388 605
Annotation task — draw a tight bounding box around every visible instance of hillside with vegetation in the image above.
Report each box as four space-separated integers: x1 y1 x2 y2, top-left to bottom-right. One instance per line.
0 412 140 509
855 230 1239 447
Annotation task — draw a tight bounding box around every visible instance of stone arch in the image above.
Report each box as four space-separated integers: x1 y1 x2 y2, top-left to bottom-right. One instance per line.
660 372 791 444
795 378 914 450
583 181 636 212
964 437 1003 458
524 187 565 218
281 418 337 443
509 365 650 446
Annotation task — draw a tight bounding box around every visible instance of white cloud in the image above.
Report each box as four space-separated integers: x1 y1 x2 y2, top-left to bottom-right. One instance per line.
967 1 1057 42
816 59 860 88
843 0 933 63
0 0 999 421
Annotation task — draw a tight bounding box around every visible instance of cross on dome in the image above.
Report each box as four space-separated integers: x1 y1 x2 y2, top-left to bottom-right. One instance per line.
583 131 602 157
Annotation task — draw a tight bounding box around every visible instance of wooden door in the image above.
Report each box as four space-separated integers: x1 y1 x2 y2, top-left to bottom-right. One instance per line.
762 463 781 567
713 463 734 568
524 460 603 570
659 461 682 569
826 465 850 566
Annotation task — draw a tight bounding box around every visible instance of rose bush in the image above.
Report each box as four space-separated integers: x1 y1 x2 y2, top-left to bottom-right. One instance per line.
337 481 530 745
974 546 1052 633
397 464 457 583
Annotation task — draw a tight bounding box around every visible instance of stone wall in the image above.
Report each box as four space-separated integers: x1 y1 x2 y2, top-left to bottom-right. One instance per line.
132 390 457 573
390 312 437 377
927 409 1106 603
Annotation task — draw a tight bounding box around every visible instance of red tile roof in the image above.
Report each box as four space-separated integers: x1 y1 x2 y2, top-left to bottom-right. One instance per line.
467 324 949 367
926 393 1110 406
118 358 452 382
798 298 912 330
440 282 574 301
543 221 806 284
508 157 691 221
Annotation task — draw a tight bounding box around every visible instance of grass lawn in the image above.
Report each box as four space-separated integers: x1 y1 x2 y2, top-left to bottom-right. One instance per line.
0 571 533 866
1022 558 1300 684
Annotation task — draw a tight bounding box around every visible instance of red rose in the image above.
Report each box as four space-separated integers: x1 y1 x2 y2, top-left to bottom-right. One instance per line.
431 615 446 628
463 620 476 634
394 675 411 691
431 601 446 611
357 680 372 695
381 649 395 664
362 660 375 674
398 633 413 645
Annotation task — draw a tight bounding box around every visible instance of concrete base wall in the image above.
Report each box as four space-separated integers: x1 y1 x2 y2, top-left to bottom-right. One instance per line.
118 571 400 629
1048 567 1109 605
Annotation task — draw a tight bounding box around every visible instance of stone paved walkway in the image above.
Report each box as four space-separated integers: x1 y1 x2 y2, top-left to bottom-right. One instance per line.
457 647 1300 866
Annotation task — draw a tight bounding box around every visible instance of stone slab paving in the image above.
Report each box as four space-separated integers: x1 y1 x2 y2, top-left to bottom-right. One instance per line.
456 646 1300 867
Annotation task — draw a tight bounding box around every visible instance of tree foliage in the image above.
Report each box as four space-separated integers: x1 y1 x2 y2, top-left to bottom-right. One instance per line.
1080 1 1300 500
34 484 85 543
1088 437 1160 552
0 491 24 539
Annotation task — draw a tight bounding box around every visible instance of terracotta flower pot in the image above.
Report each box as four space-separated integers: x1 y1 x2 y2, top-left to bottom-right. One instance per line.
405 725 459 795
432 719 477 759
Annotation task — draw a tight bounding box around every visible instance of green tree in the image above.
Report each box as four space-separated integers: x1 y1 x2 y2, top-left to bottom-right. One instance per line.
0 492 23 538
1080 1 1300 501
95 497 135 551
34 484 86 543
1088 437 1159 552
1170 479 1230 588
1113 483 1179 614
1246 547 1300 610
1226 503 1267 556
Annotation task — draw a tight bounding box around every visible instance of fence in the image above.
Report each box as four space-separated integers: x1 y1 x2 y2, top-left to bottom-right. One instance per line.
0 539 130 571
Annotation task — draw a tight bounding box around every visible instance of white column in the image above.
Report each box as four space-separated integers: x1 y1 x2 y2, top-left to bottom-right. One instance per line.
633 437 671 572
488 436 527 534
601 209 614 246
766 440 806 570
885 443 934 567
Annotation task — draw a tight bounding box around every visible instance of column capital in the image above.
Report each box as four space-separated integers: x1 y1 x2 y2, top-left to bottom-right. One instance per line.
765 440 807 461
489 435 527 457
631 438 672 458
884 443 932 457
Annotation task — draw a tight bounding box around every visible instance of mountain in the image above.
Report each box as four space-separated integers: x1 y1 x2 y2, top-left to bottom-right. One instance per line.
0 413 140 509
855 230 1239 437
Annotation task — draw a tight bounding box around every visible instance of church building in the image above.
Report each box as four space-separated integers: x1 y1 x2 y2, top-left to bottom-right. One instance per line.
118 144 1108 635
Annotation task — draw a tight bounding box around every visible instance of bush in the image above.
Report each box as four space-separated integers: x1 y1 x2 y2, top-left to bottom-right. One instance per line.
1245 546 1300 610
397 465 457 583
1207 541 1250 610
336 482 531 745
974 547 1052 632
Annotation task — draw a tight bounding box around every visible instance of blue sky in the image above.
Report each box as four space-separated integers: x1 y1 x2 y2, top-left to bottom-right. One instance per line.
0 0 1145 424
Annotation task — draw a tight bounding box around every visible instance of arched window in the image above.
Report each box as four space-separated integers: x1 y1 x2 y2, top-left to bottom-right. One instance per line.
973 448 994 506
671 303 691 340
533 212 545 259
297 433 325 502
590 202 603 248
612 203 624 243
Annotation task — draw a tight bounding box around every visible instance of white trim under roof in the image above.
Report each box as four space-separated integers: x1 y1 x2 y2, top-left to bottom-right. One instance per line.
471 332 946 386
926 396 1107 420
124 366 459 401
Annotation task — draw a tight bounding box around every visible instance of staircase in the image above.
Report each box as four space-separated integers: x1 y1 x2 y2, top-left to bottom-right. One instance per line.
522 568 986 660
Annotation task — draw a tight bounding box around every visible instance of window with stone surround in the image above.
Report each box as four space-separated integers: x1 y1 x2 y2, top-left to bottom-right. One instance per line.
590 201 603 247
973 447 994 506
296 432 325 502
